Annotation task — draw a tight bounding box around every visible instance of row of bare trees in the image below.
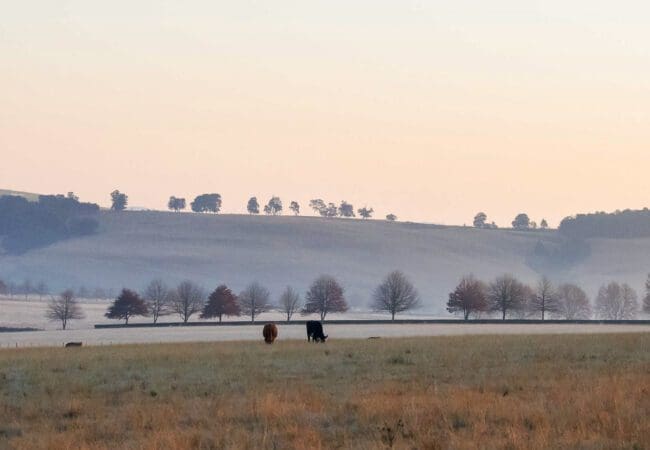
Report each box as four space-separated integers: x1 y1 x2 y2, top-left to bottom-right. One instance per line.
14 271 650 329
447 274 650 320
102 275 351 325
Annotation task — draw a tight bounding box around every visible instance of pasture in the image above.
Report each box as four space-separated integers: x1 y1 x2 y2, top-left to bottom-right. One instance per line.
1 333 648 449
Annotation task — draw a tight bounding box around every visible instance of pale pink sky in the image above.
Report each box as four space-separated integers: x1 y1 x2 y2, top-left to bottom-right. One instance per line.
2 1 649 226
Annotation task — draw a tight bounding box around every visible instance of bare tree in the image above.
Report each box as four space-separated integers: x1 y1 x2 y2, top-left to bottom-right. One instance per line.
487 274 527 320
529 276 560 320
239 282 271 322
46 289 84 330
171 281 205 323
105 289 148 324
446 274 488 320
595 282 639 320
278 286 301 322
302 275 348 320
644 274 650 315
556 283 591 319
0 279 7 296
143 279 172 324
371 271 420 320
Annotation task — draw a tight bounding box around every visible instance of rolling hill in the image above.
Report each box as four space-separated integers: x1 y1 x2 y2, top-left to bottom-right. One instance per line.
1 210 649 312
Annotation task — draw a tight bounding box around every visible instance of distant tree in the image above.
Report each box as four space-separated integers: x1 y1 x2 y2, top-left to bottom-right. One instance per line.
358 207 374 219
167 196 186 212
77 285 90 299
556 283 591 319
371 271 420 320
302 275 348 320
309 199 327 216
278 286 301 322
385 214 397 222
247 197 260 215
512 213 530 230
0 279 7 295
595 282 639 320
338 201 355 218
105 289 148 324
473 212 487 228
143 279 172 324
322 203 336 217
487 274 527 320
110 190 128 211
447 274 488 320
66 192 79 201
264 196 283 215
191 194 222 213
93 287 108 300
201 285 240 322
35 281 49 300
46 289 84 330
289 201 300 215
21 279 32 300
559 208 650 239
644 274 650 314
239 282 271 322
540 219 549 230
530 221 537 229
171 281 205 323
529 276 560 320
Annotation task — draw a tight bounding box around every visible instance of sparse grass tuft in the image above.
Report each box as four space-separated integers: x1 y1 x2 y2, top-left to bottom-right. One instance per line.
0 333 648 449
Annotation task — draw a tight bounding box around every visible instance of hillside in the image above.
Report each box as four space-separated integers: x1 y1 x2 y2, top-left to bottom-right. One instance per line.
0 189 40 202
1 211 649 312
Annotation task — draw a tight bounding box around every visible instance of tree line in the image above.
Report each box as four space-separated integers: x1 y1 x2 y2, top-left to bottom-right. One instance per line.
35 271 423 329
110 190 399 221
9 271 649 330
0 193 99 254
447 274 650 321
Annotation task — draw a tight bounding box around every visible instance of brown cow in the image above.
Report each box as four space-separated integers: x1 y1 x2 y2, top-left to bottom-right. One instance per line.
262 323 278 344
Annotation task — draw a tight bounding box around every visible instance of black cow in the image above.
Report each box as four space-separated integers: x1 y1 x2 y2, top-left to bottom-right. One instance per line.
65 342 82 347
306 320 327 342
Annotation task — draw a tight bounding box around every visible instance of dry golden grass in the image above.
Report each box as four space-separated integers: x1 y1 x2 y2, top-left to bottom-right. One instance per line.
1 333 649 449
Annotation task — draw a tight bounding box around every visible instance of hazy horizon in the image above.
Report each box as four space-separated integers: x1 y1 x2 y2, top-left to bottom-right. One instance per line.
3 1 650 227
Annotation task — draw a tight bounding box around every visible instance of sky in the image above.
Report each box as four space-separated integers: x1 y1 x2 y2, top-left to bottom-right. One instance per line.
1 1 649 227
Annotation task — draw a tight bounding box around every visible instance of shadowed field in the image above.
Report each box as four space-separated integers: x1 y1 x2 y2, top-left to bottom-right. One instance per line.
1 333 648 449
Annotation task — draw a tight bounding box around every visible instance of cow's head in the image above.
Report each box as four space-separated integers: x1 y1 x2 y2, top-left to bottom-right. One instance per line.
321 335 328 342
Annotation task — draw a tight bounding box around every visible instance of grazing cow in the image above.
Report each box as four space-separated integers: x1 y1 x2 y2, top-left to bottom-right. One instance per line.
262 323 278 344
65 342 82 347
306 320 327 342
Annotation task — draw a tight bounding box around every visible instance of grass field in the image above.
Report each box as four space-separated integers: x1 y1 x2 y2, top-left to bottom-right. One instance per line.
1 333 648 449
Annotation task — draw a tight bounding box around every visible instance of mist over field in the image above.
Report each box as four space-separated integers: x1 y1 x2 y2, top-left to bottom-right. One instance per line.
2 209 649 313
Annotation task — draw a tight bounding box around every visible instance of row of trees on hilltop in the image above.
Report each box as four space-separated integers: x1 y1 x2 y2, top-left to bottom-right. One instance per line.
473 212 549 230
447 274 650 320
109 190 399 220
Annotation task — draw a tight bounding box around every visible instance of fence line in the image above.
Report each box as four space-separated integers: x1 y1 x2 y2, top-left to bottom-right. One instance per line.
94 319 650 329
